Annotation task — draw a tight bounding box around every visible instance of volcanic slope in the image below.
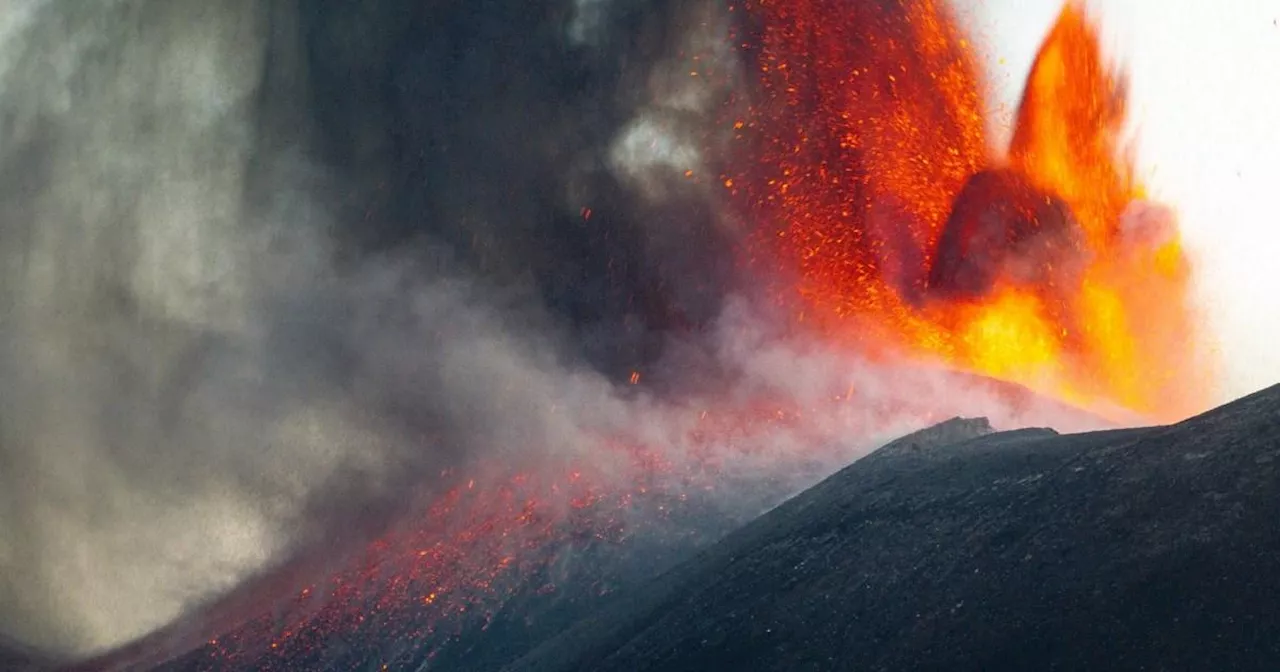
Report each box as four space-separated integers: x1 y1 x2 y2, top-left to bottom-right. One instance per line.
511 385 1280 672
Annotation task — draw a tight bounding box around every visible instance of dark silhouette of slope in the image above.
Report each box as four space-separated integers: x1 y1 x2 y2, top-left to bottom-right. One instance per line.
511 385 1280 672
0 634 51 671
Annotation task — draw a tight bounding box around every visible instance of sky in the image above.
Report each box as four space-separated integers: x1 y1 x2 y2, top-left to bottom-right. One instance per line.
961 0 1280 404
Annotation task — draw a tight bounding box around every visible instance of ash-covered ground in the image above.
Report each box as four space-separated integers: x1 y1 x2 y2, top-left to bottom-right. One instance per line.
512 384 1280 672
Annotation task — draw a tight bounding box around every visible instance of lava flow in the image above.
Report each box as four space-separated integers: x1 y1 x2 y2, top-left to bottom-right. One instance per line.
731 0 1212 421
100 3 1214 671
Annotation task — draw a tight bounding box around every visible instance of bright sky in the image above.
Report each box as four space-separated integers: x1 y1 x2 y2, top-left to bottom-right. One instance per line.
960 0 1280 405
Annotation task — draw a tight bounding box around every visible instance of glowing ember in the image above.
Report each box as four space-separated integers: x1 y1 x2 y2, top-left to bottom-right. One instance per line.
731 0 1213 421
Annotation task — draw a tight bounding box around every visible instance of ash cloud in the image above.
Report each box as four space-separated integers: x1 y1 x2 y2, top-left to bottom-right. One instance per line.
0 0 1102 662
0 0 738 657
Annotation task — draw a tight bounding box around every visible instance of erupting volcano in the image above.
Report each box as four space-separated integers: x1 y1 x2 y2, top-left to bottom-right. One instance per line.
732 0 1210 420
69 2 1215 671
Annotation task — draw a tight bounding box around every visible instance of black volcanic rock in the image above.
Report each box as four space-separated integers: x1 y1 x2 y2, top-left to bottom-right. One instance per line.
926 168 1086 306
511 385 1280 672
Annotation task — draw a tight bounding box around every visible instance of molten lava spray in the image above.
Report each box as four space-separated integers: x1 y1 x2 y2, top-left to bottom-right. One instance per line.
732 0 1212 421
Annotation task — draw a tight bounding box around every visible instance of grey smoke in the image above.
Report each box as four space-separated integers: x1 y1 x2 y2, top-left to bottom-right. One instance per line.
0 0 373 654
0 0 1106 661
0 0 736 656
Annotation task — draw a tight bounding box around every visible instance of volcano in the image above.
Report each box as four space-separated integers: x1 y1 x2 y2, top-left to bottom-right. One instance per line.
0 0 1227 670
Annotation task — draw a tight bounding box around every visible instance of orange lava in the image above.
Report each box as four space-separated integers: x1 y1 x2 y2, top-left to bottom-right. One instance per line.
732 0 1213 421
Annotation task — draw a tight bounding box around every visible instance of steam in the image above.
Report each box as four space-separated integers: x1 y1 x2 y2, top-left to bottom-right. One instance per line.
0 0 1103 662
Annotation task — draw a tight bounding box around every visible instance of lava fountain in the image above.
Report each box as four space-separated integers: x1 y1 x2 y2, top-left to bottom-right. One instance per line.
77 3 1213 671
731 0 1212 421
